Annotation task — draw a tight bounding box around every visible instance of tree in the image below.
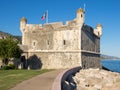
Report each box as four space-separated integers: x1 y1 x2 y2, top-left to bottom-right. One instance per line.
0 36 23 66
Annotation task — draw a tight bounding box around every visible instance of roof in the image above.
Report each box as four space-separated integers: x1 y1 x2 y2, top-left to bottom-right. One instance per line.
97 23 102 27
77 8 84 13
20 17 27 22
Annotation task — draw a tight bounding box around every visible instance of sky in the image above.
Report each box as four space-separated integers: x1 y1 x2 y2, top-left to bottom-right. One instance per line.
0 0 120 57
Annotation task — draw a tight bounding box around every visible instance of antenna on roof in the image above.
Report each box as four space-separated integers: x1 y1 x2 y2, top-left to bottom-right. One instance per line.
84 3 86 23
84 3 86 13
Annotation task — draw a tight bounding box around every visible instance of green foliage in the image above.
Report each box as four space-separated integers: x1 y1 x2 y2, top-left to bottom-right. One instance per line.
1 65 10 70
0 35 23 65
8 64 16 69
1 64 16 70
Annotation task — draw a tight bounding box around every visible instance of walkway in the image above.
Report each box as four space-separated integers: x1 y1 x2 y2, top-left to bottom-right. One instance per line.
10 69 64 90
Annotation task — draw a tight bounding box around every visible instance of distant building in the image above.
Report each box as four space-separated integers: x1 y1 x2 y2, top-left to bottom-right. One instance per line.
20 8 102 69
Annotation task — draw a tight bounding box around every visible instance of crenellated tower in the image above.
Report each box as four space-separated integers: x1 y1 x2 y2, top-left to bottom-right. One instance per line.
94 23 102 37
20 17 27 45
75 8 85 26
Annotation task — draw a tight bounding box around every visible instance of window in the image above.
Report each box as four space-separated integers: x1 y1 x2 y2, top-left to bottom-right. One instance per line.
47 40 49 45
98 32 100 36
33 42 36 46
81 14 83 18
63 40 66 45
32 40 37 48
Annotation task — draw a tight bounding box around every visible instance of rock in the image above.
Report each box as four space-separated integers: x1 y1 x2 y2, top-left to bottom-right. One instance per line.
77 86 85 90
73 69 120 90
94 84 102 90
102 87 120 90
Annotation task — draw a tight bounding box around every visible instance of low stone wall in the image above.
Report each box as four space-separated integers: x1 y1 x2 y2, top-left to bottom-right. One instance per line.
52 66 81 90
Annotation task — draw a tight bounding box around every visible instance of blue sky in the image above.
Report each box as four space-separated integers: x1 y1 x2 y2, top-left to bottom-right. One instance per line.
0 0 120 57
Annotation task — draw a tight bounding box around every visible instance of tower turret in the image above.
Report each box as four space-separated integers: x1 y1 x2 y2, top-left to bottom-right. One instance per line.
94 23 102 37
20 17 27 32
20 17 27 45
76 8 85 25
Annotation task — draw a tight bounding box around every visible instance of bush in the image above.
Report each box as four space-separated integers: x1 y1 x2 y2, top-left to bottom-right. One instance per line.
2 65 10 70
1 64 16 70
9 64 16 69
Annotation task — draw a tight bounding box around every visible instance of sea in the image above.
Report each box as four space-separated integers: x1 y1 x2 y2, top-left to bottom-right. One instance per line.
101 60 120 73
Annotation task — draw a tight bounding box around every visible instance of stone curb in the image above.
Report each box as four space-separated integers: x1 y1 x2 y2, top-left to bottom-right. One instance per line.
52 69 68 90
52 66 81 90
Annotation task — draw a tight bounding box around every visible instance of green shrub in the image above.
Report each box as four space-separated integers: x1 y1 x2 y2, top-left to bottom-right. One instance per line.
1 64 16 70
8 64 16 69
2 65 10 70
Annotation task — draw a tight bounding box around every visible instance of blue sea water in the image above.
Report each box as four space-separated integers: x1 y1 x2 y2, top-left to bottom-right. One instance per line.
101 60 120 73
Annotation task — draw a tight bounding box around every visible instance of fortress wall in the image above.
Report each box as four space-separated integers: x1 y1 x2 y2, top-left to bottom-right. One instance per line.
81 25 100 53
81 52 101 68
24 28 80 51
26 52 81 69
81 25 101 68
44 22 63 29
20 8 102 69
53 29 80 50
66 20 76 27
95 37 100 52
25 24 43 31
22 27 82 69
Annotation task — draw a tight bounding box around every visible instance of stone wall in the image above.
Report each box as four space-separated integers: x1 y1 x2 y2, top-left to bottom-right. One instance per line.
81 25 100 53
21 23 82 69
81 25 101 68
81 52 101 69
26 51 81 69
23 25 80 51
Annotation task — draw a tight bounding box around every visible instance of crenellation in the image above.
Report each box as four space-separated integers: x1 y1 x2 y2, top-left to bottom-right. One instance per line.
66 20 76 27
43 24 54 31
45 22 63 29
25 24 43 31
94 23 102 37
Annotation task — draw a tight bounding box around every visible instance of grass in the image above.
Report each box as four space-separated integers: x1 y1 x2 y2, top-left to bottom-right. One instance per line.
0 69 52 90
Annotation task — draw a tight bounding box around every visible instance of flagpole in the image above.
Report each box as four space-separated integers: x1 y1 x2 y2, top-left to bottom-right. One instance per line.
84 3 86 22
84 3 86 12
46 10 48 23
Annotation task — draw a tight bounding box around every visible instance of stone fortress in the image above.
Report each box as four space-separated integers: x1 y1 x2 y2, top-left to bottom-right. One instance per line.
20 8 102 69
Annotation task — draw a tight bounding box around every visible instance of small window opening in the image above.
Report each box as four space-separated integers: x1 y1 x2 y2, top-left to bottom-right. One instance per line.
98 32 100 36
47 40 49 45
33 42 36 46
81 14 83 18
32 40 37 48
63 40 66 45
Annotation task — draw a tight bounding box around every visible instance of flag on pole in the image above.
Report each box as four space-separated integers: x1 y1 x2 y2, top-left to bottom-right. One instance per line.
41 12 47 20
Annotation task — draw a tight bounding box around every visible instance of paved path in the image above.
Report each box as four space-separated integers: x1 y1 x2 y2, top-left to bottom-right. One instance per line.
10 69 64 90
